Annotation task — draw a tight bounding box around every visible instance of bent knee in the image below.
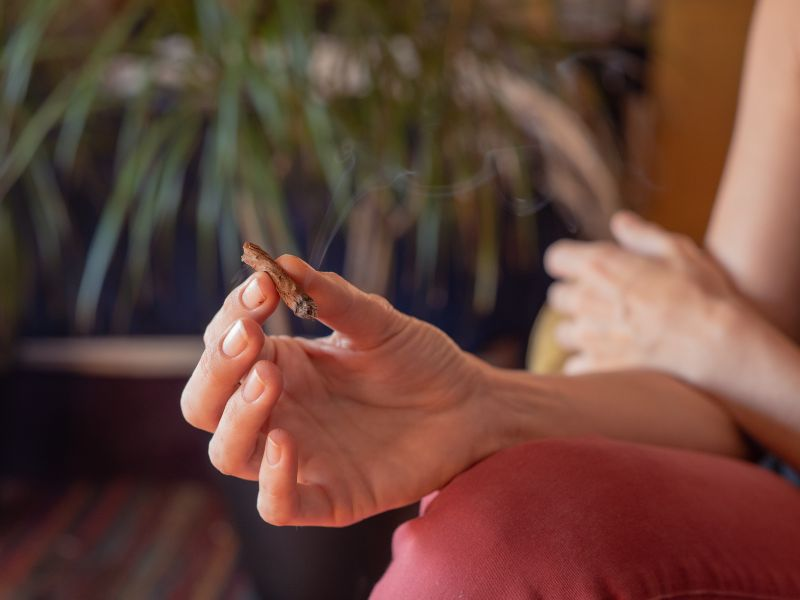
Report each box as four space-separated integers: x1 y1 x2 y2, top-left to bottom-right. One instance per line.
372 437 800 599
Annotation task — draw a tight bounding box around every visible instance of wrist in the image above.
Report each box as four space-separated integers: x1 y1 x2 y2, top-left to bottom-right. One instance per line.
687 296 760 388
462 358 562 465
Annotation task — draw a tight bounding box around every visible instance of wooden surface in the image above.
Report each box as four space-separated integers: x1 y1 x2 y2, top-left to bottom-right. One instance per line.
645 0 755 241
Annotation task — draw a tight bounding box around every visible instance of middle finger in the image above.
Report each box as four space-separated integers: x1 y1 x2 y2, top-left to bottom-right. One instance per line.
208 360 284 480
181 318 266 432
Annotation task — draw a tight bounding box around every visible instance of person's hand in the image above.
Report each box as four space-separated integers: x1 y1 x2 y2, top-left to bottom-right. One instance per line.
544 211 745 381
181 257 490 527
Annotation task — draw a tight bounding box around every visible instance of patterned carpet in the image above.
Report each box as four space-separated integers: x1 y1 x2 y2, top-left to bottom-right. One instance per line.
0 480 258 600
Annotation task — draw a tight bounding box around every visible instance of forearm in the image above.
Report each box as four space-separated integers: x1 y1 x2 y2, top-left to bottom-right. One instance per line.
694 303 800 470
474 362 750 463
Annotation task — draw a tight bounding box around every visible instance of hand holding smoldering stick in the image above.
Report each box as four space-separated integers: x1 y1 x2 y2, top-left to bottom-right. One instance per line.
241 242 318 320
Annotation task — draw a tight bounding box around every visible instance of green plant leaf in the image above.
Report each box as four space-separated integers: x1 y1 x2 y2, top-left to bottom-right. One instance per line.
75 115 179 331
0 0 58 157
197 40 243 291
54 0 152 171
0 75 75 200
304 98 347 208
415 197 440 295
113 84 155 177
124 155 166 308
219 193 241 287
276 0 311 76
238 122 297 255
194 0 225 55
54 76 100 170
24 150 71 271
116 114 199 328
153 116 200 257
218 63 245 285
196 126 222 291
0 0 58 107
246 70 286 144
0 0 150 198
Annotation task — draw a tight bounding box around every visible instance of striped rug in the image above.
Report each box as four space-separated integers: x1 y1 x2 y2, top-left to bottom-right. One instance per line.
0 480 258 599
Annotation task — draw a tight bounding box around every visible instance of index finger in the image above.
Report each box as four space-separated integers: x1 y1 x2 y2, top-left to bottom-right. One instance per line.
203 271 280 348
544 240 640 284
276 256 409 350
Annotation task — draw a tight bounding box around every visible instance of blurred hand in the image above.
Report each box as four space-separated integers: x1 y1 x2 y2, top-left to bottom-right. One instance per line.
544 211 743 380
181 257 487 527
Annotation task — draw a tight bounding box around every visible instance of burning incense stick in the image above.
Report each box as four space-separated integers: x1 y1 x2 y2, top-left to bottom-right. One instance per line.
241 242 318 320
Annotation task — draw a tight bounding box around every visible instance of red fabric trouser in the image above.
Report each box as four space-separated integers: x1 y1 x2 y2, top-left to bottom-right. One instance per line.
371 436 800 599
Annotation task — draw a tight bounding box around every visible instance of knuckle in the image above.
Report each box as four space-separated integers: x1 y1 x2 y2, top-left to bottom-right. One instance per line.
179 387 197 426
222 290 236 312
575 320 597 345
562 323 583 347
586 255 608 275
547 284 562 306
569 318 586 338
256 495 279 525
543 246 559 273
324 271 350 289
583 244 615 273
257 487 291 526
595 243 617 261
322 270 342 280
555 323 574 346
574 286 591 306
668 233 694 255
256 494 269 520
267 512 289 527
551 286 577 313
366 293 394 313
197 350 219 385
181 389 211 432
202 324 214 348
181 357 220 432
207 439 232 475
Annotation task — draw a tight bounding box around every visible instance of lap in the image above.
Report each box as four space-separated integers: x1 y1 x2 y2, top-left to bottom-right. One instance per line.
371 436 800 599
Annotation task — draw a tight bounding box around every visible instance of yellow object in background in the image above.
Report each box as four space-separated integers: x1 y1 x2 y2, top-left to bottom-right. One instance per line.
526 306 568 375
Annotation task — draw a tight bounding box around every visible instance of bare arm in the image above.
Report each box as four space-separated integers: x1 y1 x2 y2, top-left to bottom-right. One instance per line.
541 2 800 472
706 0 800 338
544 214 800 471
476 363 750 463
186 257 752 526
702 0 800 464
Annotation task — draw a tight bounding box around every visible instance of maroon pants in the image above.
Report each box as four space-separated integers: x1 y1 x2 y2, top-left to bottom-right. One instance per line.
371 437 800 599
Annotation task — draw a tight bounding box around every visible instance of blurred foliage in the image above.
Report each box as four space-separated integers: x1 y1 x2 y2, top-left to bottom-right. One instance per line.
0 0 638 344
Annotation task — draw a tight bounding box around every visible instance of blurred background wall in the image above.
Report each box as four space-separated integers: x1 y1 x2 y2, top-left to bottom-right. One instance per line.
646 0 753 241
0 1 754 598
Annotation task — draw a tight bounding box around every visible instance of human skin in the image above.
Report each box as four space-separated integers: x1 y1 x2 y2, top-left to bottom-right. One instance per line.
181 258 746 527
544 0 800 471
181 0 800 529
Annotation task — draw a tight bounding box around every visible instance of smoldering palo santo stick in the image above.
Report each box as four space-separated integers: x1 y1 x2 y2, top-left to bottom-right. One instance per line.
241 242 318 320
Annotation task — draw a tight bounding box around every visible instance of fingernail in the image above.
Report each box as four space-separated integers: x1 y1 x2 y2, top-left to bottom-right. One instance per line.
222 320 248 357
242 277 266 309
242 366 265 403
267 435 281 466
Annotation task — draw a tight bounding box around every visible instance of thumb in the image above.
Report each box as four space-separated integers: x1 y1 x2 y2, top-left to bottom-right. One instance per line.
275 256 407 347
610 210 673 258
